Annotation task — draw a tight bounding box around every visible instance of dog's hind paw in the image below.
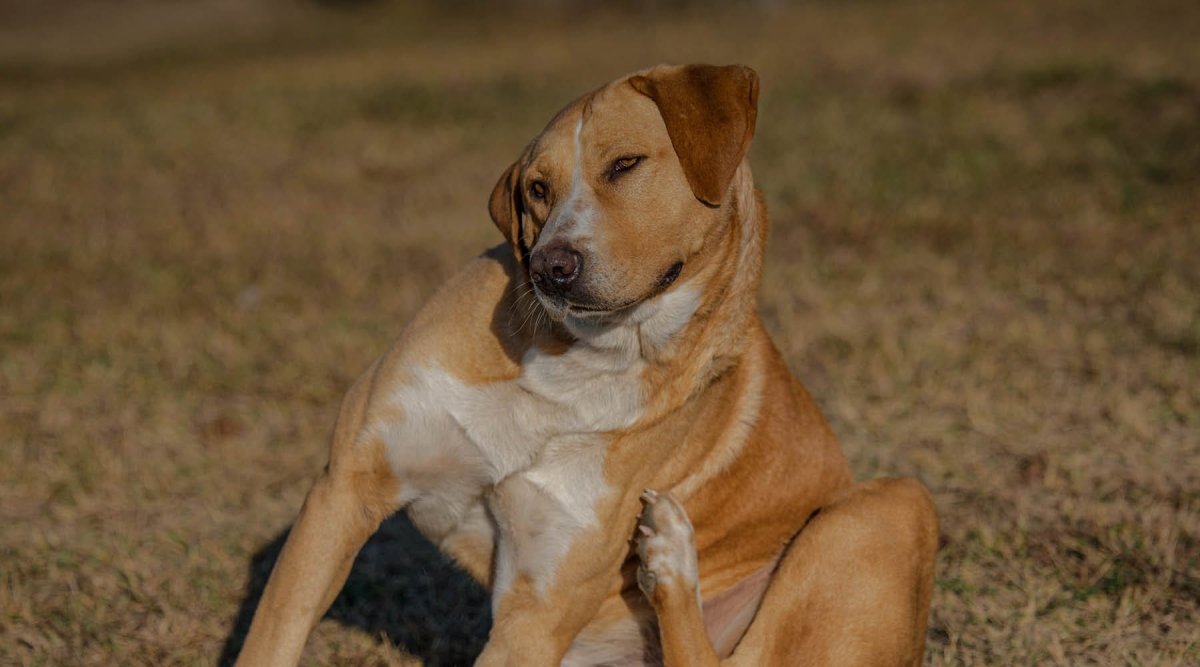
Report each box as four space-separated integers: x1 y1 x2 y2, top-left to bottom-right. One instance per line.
636 489 700 605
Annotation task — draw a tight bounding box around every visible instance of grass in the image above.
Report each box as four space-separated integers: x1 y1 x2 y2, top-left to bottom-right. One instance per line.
1 1 1197 665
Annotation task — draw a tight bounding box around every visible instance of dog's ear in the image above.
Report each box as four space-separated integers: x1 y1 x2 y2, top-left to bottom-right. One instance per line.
629 64 759 207
488 159 527 262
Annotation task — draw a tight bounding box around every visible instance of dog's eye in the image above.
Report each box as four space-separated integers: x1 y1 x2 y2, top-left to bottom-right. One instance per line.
528 180 548 201
608 155 643 179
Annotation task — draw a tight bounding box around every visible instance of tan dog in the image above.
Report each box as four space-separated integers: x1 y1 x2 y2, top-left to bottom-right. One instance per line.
234 64 939 667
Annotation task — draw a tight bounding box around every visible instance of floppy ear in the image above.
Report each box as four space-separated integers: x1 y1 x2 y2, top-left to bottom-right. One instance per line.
488 160 528 263
629 64 759 207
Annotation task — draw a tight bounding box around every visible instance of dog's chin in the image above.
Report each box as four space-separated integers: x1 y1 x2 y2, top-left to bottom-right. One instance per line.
533 288 636 326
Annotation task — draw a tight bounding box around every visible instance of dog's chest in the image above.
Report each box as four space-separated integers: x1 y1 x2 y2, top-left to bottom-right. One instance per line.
386 329 645 475
377 309 697 600
393 340 645 598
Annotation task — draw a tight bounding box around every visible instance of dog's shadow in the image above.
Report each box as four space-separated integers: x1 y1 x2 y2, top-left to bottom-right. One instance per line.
219 513 491 666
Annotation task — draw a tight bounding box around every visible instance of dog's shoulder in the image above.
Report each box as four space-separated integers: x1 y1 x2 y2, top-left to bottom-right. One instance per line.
378 244 527 387
405 244 518 332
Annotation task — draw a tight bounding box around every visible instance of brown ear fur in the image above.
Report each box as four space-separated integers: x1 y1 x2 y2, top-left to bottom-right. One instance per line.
488 160 526 262
629 64 759 207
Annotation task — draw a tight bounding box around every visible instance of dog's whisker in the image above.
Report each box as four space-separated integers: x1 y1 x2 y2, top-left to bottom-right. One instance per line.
508 283 543 336
517 292 545 337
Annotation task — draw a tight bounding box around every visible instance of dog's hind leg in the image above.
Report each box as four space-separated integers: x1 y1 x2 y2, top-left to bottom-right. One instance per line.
730 478 938 667
640 479 939 667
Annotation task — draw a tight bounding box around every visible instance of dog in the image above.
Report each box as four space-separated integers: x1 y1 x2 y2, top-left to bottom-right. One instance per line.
234 63 939 667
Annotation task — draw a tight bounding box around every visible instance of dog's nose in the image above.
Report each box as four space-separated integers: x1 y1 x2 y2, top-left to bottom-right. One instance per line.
530 244 582 291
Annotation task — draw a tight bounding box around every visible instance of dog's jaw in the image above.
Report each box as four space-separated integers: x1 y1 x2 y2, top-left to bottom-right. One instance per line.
558 281 702 356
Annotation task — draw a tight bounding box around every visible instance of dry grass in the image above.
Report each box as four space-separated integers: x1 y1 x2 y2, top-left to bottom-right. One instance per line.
1 1 1197 665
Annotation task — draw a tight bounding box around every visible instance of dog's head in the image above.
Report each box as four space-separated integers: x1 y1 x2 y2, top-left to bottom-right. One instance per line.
489 64 759 326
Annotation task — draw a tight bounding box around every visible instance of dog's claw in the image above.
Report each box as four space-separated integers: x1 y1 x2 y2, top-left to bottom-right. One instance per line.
636 568 658 598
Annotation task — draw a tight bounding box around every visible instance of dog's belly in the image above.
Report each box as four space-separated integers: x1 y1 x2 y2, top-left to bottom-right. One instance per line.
564 609 657 667
560 559 775 666
700 560 774 657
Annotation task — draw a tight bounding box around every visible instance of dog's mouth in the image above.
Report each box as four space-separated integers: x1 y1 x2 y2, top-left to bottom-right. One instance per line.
532 288 631 321
564 300 637 320
531 261 685 323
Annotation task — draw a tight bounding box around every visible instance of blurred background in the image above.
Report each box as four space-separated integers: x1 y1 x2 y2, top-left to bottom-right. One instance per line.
1 1 1197 665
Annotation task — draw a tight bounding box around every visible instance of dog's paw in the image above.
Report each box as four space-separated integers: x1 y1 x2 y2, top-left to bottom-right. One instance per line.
636 489 699 604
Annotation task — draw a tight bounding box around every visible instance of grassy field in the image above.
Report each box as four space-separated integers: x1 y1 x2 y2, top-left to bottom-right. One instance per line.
1 1 1197 665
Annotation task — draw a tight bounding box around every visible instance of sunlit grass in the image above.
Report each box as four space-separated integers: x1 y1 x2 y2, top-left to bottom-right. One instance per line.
1 1 1197 665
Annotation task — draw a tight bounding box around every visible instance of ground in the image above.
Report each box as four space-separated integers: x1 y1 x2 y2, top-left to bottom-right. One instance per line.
0 1 1197 665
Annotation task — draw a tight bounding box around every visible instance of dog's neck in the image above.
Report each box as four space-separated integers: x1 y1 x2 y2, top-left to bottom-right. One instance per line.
639 163 766 420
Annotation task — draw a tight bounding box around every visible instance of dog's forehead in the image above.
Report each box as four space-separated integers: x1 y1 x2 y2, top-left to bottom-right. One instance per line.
582 80 665 146
527 98 585 172
528 80 665 169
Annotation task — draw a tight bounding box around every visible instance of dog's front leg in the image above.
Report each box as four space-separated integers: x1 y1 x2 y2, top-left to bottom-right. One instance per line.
235 371 402 667
235 462 397 667
474 461 638 667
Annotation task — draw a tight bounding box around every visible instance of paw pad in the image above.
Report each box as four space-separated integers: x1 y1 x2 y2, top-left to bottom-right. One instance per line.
635 489 699 602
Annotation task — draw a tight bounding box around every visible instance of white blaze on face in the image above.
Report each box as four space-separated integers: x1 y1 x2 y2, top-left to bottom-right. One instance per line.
538 116 598 254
